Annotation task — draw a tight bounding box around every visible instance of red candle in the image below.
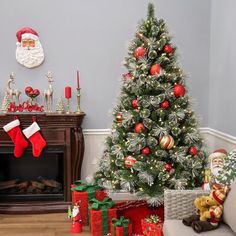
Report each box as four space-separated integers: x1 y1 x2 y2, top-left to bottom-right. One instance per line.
65 86 72 99
77 70 80 89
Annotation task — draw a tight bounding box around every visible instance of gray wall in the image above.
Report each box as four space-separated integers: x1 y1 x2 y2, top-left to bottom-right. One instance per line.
0 0 210 129
209 0 236 136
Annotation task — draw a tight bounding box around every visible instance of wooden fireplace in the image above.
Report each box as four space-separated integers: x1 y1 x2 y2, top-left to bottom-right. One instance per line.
0 113 85 214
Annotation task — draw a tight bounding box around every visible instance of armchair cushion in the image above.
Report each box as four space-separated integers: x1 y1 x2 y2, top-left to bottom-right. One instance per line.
223 180 236 233
163 220 235 236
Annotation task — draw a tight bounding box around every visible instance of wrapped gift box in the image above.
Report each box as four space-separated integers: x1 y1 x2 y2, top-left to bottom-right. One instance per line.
141 216 163 236
89 198 117 236
116 200 164 235
112 217 132 236
71 180 107 225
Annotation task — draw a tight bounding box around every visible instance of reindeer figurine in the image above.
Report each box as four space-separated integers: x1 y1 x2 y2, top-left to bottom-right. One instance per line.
6 72 21 104
43 71 54 112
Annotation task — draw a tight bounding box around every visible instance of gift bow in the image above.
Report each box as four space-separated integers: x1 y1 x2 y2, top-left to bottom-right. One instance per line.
145 215 161 224
112 216 130 227
89 197 115 210
71 180 102 192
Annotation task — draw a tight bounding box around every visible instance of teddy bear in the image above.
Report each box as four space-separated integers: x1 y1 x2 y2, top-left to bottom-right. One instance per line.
183 186 230 233
194 192 224 223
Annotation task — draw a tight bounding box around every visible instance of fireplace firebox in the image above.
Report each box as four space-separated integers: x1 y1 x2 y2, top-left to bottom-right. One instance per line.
0 113 85 213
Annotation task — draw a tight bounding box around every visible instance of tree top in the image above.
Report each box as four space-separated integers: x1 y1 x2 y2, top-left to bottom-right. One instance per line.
147 3 155 19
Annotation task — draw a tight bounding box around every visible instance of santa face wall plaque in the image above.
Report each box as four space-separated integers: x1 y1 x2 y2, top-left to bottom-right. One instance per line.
15 27 44 68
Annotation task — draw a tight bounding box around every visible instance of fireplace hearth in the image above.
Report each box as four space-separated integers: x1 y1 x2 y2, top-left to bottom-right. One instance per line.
0 113 85 214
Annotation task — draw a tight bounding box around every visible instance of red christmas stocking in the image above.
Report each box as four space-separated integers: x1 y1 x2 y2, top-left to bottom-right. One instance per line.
3 119 29 158
23 121 46 157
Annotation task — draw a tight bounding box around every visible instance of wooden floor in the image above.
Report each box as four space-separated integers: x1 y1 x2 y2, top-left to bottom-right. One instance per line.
0 213 91 236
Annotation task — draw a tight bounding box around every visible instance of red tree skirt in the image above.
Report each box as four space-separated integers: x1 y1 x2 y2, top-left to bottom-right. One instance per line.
116 201 164 235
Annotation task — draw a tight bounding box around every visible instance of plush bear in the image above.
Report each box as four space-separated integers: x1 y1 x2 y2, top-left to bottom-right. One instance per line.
194 192 224 224
194 196 209 218
183 186 230 233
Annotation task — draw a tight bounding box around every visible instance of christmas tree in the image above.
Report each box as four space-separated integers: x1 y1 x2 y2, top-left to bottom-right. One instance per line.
217 150 236 186
94 3 206 205
1 93 11 112
56 97 65 114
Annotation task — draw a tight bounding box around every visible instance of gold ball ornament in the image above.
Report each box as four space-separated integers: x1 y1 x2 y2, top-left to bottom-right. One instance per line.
124 155 137 168
159 134 175 150
116 112 123 122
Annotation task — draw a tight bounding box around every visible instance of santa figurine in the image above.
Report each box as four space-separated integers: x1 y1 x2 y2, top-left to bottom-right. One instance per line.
70 204 82 234
15 27 44 68
202 149 227 190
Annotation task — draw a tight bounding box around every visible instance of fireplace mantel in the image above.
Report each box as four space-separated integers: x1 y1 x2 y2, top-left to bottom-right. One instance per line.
0 112 85 214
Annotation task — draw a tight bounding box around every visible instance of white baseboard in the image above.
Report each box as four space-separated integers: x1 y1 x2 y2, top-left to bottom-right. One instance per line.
81 127 236 179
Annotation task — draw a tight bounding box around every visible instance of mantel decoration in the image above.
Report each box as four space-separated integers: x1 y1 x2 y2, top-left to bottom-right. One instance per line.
1 69 82 114
6 72 21 104
43 71 54 113
16 27 44 68
76 70 81 114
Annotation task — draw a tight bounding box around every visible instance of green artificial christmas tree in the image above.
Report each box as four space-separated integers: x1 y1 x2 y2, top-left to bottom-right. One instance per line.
94 3 206 205
217 150 236 186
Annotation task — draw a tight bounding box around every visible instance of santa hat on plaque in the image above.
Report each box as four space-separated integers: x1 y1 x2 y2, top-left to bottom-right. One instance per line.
16 27 44 68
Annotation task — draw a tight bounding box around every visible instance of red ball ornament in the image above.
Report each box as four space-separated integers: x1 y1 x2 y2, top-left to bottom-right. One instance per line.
173 84 185 97
164 44 173 53
135 123 145 133
150 64 161 75
33 89 40 96
189 146 198 156
25 86 33 95
116 112 123 123
164 163 173 172
123 73 133 80
141 146 150 155
124 155 136 168
160 100 170 109
134 46 146 58
131 99 138 109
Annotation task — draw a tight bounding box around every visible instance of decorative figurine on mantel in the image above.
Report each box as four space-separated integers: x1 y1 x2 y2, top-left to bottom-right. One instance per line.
43 71 54 113
16 27 44 68
1 94 11 112
6 72 21 104
56 97 65 114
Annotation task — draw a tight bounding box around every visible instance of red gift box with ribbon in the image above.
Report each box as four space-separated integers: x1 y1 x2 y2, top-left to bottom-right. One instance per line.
89 198 117 236
141 215 163 236
112 217 132 236
71 180 107 225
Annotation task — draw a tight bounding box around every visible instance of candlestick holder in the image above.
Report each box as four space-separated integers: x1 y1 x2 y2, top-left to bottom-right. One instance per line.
66 98 71 114
76 88 81 114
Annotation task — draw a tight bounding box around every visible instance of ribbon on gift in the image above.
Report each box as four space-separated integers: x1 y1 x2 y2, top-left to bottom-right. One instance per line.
90 197 115 210
112 216 130 236
89 198 115 235
145 215 162 224
71 180 103 200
